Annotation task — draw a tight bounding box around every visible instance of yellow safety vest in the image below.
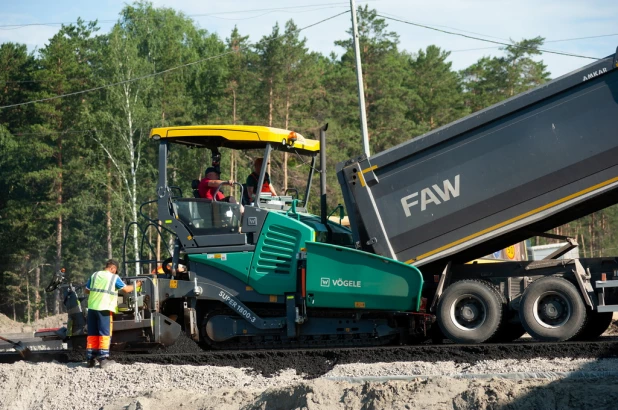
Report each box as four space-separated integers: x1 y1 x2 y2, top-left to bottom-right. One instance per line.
88 270 119 312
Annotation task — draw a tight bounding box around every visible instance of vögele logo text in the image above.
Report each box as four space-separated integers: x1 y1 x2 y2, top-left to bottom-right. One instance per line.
332 278 361 288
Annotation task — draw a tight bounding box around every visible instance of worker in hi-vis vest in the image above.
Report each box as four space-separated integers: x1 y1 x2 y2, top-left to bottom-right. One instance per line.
84 259 141 368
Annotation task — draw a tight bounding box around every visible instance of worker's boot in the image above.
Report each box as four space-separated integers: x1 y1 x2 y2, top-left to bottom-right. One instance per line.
87 359 97 368
99 358 116 369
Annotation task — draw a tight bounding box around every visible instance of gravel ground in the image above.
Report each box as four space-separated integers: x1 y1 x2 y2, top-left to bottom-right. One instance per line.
2 317 618 409
324 357 618 378
3 358 618 410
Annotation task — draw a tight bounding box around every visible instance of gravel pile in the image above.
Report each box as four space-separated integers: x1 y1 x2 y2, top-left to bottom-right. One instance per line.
0 313 67 334
0 313 17 330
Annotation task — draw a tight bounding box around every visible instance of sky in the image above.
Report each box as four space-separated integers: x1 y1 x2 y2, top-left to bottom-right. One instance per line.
1 0 617 79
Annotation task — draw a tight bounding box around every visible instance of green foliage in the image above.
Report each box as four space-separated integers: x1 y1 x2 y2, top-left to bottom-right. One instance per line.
461 37 551 112
405 46 469 133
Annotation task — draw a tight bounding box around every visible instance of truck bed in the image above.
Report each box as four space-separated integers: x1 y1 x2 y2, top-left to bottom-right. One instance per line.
337 48 618 272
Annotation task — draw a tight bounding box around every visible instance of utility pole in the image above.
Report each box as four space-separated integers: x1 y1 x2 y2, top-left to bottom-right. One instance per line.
350 0 370 157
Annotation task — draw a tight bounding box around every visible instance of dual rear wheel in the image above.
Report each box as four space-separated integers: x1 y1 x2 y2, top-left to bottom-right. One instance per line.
436 277 609 343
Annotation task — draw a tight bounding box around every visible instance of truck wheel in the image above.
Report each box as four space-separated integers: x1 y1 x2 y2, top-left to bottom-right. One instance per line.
436 280 502 343
572 311 613 341
519 277 586 342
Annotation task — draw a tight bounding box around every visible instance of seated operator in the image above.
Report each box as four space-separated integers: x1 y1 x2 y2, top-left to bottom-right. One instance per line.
198 167 237 203
246 158 277 203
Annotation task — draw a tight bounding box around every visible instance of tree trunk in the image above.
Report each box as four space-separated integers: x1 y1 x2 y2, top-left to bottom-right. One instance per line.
54 289 60 315
132 168 139 275
268 78 273 176
54 136 63 315
231 88 237 198
34 266 41 322
106 158 113 259
44 287 49 318
26 268 31 324
232 89 237 125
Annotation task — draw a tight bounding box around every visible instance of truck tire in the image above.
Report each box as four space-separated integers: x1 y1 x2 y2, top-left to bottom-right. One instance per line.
519 277 586 342
572 311 613 341
436 280 502 344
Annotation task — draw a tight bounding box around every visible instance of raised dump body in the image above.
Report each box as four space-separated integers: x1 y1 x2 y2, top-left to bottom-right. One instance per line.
338 49 618 272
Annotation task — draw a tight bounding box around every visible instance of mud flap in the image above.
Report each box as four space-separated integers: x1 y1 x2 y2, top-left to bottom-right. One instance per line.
286 295 298 339
153 312 182 347
184 305 199 341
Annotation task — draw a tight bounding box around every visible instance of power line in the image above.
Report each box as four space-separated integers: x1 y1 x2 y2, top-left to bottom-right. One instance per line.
376 11 511 43
378 12 618 47
377 14 601 60
195 5 351 21
1 78 92 84
450 33 618 53
8 130 101 136
546 33 618 43
0 10 350 111
0 2 370 30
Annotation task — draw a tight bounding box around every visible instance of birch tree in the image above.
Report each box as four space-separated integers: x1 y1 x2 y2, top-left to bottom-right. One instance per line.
95 25 154 275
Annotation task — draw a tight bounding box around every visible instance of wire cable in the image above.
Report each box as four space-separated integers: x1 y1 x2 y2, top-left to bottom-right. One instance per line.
0 2 370 29
450 33 618 53
376 14 601 60
0 10 350 111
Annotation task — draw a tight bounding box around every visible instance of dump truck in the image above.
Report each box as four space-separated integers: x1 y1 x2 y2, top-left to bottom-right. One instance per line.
337 47 618 343
28 47 618 355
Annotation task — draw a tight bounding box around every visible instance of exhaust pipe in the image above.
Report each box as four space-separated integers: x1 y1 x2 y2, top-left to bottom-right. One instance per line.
320 124 328 226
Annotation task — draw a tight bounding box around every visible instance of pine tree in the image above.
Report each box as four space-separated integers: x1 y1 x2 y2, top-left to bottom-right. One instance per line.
405 45 468 134
461 37 551 112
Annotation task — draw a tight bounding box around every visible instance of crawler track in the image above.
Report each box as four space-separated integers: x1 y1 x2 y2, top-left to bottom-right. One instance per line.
3 336 618 378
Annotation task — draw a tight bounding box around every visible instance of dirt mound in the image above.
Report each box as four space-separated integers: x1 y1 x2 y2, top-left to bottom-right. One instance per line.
31 313 67 330
0 313 19 332
159 332 205 354
0 313 67 334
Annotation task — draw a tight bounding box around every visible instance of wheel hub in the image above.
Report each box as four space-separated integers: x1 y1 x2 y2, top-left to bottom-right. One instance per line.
533 292 571 328
460 304 479 321
542 300 563 320
451 295 487 331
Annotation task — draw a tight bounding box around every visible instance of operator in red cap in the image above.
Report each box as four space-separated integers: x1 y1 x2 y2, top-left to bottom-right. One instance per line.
197 167 237 203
